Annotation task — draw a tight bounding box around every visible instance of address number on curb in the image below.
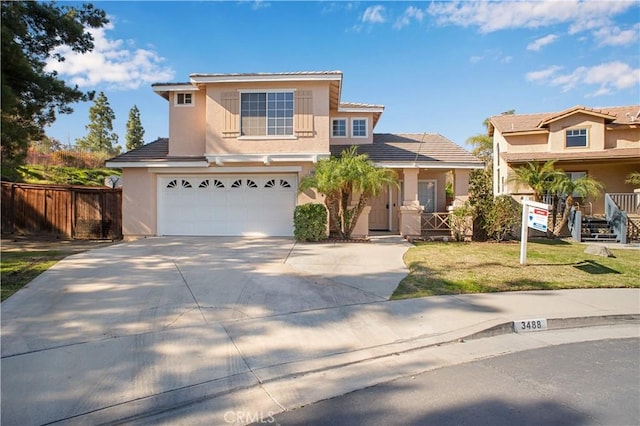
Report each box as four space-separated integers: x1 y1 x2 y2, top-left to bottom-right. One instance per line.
513 318 548 333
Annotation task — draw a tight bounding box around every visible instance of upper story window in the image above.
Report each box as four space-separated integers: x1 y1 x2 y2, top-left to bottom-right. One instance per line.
240 91 294 136
332 119 346 137
175 92 193 107
566 128 587 148
352 118 368 138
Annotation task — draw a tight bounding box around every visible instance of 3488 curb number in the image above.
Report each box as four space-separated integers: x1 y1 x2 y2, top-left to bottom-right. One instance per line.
513 318 548 333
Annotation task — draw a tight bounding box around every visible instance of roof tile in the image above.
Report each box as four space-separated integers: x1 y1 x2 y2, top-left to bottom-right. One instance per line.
331 133 482 164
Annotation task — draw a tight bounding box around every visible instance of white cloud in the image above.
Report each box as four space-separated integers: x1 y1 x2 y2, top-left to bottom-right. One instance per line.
362 5 386 24
45 21 175 90
527 34 559 51
526 66 564 82
426 0 634 34
593 23 640 46
393 6 425 29
526 61 639 96
470 49 512 65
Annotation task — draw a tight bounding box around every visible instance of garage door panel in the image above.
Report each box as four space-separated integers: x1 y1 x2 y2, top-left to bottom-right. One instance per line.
159 174 296 236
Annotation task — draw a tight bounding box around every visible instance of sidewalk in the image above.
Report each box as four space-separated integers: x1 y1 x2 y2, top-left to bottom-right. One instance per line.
5 288 638 425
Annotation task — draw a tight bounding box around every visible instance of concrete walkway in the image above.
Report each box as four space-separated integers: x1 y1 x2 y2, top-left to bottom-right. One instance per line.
1 236 638 425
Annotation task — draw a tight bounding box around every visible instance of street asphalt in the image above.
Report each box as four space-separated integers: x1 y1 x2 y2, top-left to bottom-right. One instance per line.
271 337 640 426
1 236 638 425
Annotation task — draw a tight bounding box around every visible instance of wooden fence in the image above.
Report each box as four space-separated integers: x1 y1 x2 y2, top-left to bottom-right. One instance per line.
1 182 122 240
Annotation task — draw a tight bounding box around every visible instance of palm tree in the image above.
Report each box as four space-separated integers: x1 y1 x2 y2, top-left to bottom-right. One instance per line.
508 161 565 202
626 171 640 187
300 146 398 239
551 175 605 237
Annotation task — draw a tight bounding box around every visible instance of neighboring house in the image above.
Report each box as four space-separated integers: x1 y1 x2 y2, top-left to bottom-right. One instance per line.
107 71 482 238
489 105 640 216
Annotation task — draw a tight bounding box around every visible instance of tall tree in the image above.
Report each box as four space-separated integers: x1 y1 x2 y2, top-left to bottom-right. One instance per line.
299 147 398 239
76 92 119 155
125 105 145 151
466 134 493 167
1 1 108 167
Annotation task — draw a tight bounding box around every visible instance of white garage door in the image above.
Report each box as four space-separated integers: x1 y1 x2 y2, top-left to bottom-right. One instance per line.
158 174 297 236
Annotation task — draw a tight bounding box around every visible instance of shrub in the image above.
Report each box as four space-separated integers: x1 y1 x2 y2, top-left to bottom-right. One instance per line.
485 195 521 242
293 203 327 242
450 203 473 242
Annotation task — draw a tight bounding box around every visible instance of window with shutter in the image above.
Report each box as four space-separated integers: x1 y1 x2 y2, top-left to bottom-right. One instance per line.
221 92 239 137
295 90 313 137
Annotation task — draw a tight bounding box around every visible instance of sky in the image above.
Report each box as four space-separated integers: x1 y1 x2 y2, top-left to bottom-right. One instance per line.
45 0 640 152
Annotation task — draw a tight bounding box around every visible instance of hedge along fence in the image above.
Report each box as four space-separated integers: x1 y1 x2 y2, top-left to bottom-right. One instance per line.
1 182 122 240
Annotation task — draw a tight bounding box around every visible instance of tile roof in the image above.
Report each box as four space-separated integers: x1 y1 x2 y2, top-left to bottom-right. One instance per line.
330 133 483 165
339 102 385 109
502 148 640 163
106 138 206 163
189 71 343 78
108 135 482 167
489 105 640 134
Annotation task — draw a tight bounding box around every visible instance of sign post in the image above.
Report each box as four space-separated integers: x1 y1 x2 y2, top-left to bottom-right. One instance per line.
520 197 551 265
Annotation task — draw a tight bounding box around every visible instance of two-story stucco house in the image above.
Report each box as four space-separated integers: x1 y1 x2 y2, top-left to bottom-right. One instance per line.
107 71 482 239
489 105 639 215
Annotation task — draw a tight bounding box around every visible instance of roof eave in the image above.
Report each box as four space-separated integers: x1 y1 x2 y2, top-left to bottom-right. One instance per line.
374 161 484 169
189 73 343 84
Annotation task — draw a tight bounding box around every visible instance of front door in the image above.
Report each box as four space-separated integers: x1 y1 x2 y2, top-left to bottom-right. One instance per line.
369 186 389 230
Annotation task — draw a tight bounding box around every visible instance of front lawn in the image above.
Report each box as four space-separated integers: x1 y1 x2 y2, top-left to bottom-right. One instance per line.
1 251 68 301
392 239 640 299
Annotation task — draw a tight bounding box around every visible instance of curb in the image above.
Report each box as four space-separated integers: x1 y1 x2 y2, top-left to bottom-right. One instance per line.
56 314 639 425
464 314 640 341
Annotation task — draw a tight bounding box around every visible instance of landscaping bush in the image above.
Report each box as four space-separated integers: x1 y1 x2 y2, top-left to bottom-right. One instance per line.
449 203 473 242
293 203 327 242
485 195 521 242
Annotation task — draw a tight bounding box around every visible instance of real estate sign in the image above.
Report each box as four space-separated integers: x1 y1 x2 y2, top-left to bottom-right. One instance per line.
528 207 549 232
520 198 551 265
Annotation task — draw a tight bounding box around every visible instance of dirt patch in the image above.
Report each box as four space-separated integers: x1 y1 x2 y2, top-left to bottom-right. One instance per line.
1 235 120 254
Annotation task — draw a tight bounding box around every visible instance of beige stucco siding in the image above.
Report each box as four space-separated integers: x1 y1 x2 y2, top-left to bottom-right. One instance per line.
122 168 157 237
605 128 640 149
329 111 376 145
205 81 330 155
168 91 206 156
547 114 605 151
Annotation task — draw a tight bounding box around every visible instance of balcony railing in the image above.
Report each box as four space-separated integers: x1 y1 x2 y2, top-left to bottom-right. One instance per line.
607 193 639 215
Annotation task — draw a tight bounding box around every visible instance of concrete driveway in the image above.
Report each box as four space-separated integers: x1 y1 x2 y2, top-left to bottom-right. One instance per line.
1 236 411 425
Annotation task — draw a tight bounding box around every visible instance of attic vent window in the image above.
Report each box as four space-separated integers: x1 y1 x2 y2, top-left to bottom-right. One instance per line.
566 128 587 148
175 92 193 106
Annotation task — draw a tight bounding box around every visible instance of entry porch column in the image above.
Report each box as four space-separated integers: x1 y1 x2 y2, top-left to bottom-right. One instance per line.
399 168 422 238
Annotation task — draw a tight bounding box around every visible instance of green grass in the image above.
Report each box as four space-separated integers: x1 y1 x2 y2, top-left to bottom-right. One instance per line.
392 239 640 300
1 251 67 302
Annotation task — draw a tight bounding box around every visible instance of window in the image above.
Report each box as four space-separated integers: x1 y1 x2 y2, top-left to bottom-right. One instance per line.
240 91 293 136
566 128 587 147
564 172 587 197
351 118 368 138
175 92 193 106
332 119 346 137
418 181 436 213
